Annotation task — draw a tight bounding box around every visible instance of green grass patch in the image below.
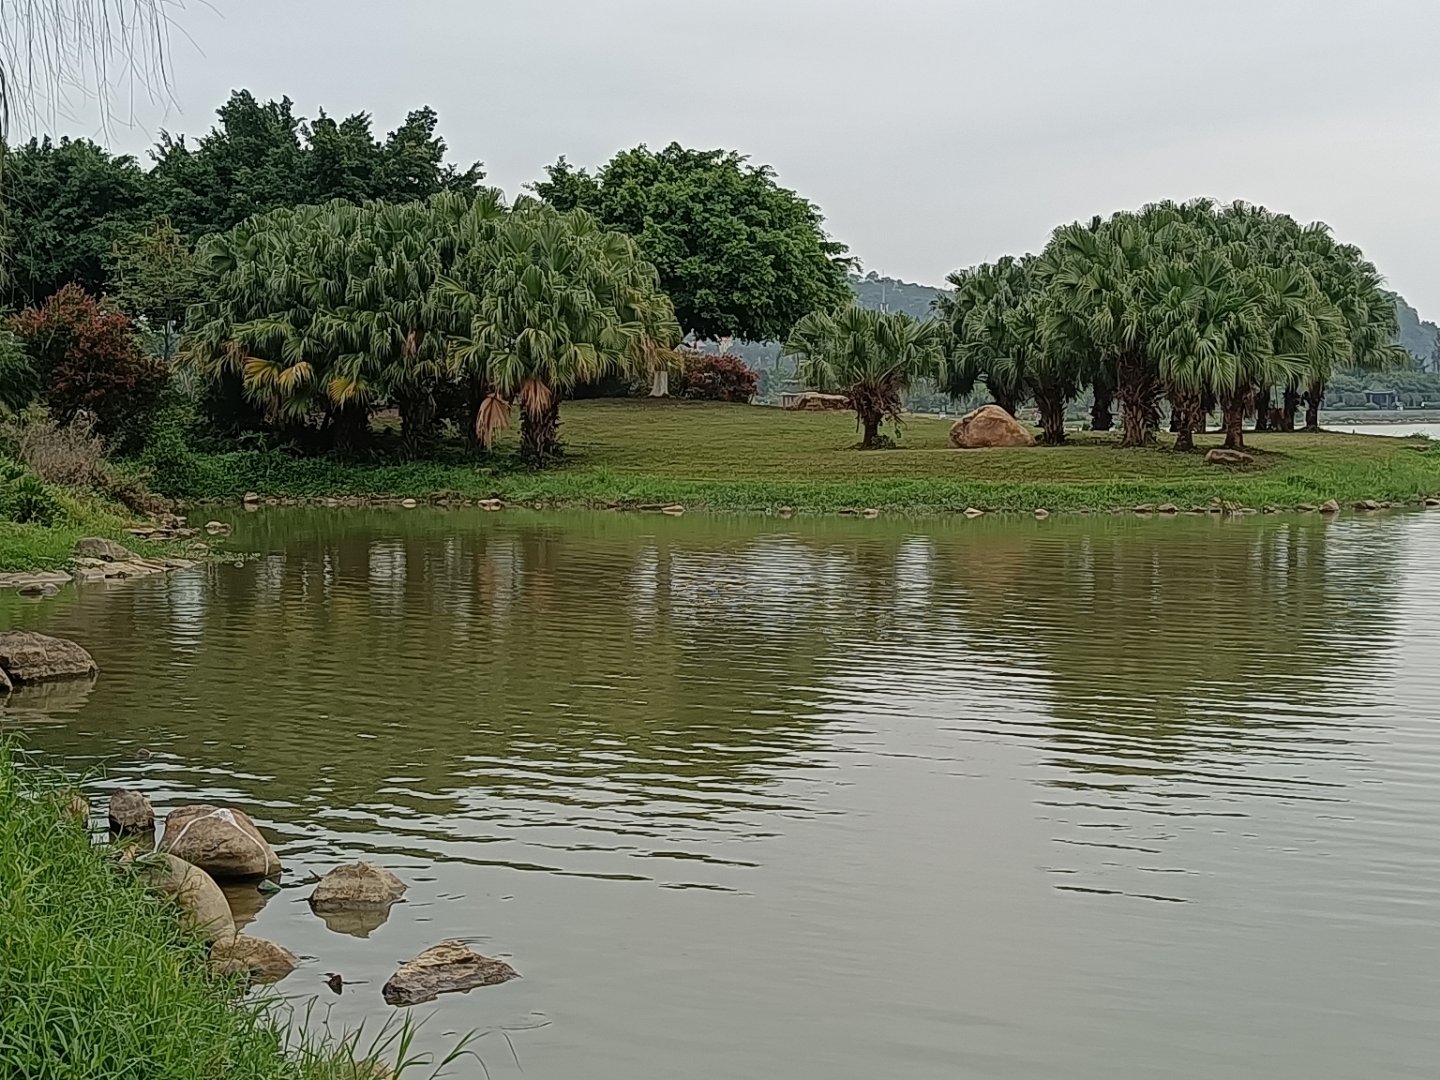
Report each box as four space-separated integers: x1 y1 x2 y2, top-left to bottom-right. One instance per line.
0 741 472 1079
160 399 1440 514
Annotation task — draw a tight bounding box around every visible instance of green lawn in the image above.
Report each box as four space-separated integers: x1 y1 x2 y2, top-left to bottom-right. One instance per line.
171 399 1440 514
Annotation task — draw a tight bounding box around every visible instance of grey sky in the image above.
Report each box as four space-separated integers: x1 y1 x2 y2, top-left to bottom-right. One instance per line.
41 0 1440 314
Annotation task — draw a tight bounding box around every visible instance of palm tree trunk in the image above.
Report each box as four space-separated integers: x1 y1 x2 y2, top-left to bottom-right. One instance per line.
1303 381 1324 432
991 388 1020 417
1035 386 1067 445
398 390 437 459
859 411 882 449
521 398 561 463
1281 385 1300 432
328 403 370 454
1222 387 1250 451
1115 351 1158 448
1253 384 1271 432
1090 384 1114 432
1171 388 1201 452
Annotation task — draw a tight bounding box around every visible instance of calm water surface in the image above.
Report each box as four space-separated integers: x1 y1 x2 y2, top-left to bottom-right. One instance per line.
1327 421 1440 438
3 509 1439 1078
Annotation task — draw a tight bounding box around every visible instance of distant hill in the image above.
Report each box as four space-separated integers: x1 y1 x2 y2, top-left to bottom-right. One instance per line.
1391 293 1438 371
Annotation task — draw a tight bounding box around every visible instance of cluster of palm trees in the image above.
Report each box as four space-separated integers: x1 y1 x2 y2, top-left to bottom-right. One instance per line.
937 199 1406 449
783 200 1405 451
184 191 679 460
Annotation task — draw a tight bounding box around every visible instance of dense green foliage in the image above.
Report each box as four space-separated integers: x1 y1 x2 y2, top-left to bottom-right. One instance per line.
184 193 678 462
534 143 851 345
934 200 1407 450
0 91 483 309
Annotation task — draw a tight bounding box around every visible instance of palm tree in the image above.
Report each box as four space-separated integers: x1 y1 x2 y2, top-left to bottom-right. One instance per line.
782 305 943 449
442 204 678 462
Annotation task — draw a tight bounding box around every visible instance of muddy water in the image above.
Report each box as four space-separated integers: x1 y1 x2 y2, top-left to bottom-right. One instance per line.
4 509 1439 1078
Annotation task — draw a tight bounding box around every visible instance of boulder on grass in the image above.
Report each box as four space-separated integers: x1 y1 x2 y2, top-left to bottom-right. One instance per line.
382 940 519 1005
133 853 236 943
1205 448 1253 466
108 790 155 833
0 631 97 684
948 405 1036 449
785 392 850 412
309 862 407 912
159 805 281 880
211 932 298 984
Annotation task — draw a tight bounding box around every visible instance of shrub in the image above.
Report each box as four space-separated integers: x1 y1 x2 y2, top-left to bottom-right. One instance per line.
9 284 167 450
673 353 758 402
0 329 38 413
0 459 62 525
2 407 110 490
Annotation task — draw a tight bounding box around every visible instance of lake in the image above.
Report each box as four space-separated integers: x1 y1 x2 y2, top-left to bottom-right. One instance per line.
1327 421 1440 439
4 508 1439 1079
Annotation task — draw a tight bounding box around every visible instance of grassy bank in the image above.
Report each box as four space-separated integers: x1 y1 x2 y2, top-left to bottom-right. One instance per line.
162 399 1440 514
0 742 430 1079
0 488 149 573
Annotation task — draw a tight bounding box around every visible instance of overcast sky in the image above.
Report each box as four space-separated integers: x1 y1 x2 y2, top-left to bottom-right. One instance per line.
31 0 1440 313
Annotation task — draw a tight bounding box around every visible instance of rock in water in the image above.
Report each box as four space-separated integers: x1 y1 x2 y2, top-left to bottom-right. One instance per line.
72 536 136 562
108 790 155 833
948 405 1036 449
309 862 407 911
0 631 97 683
133 853 236 943
382 940 518 1005
1204 448 1254 466
159 805 281 879
211 932 298 984
1319 499 1342 515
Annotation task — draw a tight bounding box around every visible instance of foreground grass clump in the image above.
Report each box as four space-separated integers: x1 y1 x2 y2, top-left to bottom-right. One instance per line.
0 743 459 1079
158 400 1440 514
0 482 146 572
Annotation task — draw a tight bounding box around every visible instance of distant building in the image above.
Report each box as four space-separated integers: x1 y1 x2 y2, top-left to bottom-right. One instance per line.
1365 389 1399 409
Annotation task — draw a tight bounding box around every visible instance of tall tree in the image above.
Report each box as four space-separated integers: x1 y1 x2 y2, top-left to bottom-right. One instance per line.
533 143 852 394
0 136 153 306
106 217 198 362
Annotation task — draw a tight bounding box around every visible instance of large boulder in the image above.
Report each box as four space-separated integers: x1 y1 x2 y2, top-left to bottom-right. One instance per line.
382 940 519 1005
108 790 155 833
210 932 298 984
159 805 281 880
948 405 1036 449
1205 448 1254 466
0 631 97 684
73 536 135 562
310 862 407 911
785 392 850 412
133 853 236 943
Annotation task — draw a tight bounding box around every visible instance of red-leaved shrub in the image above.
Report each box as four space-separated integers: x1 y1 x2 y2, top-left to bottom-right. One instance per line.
9 284 166 447
673 353 758 403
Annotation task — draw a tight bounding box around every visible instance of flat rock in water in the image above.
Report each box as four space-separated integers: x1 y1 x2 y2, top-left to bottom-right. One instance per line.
0 631 97 684
309 862 407 912
0 570 73 591
108 790 155 833
382 940 518 1005
211 932 297 984
1319 499 1342 514
159 804 282 880
1157 504 1180 515
1354 499 1381 511
1204 448 1253 466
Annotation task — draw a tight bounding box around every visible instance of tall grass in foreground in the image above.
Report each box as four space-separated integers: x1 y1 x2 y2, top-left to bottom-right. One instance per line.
0 742 473 1079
